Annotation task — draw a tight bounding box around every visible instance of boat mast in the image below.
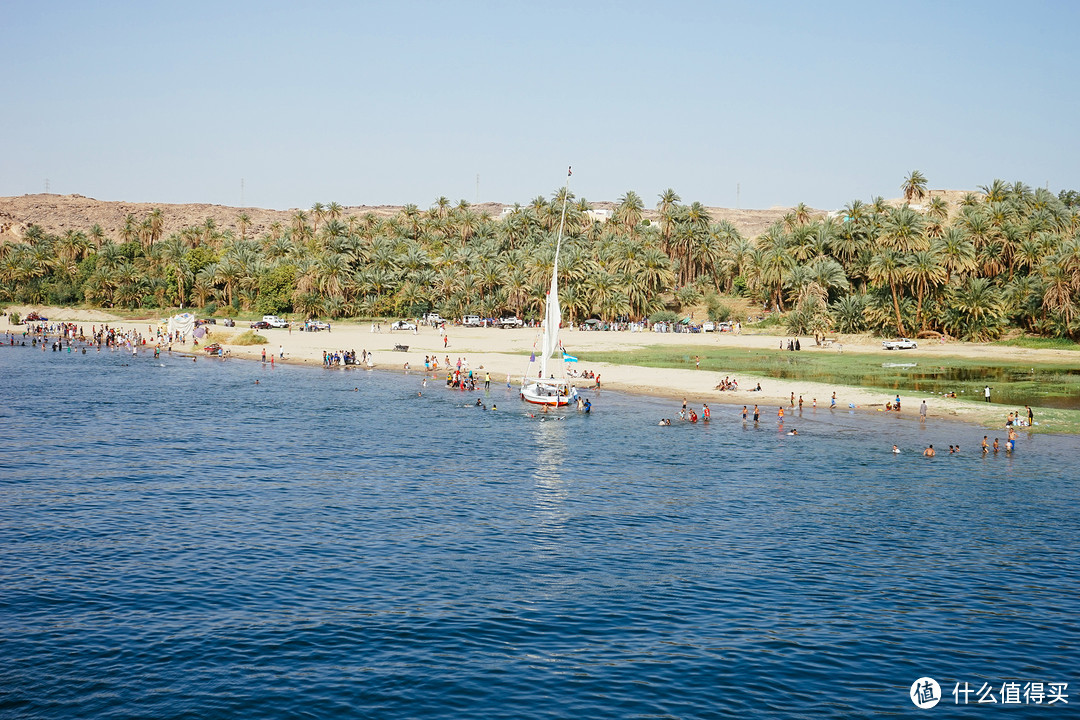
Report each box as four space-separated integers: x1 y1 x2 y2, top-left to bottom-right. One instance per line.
540 166 571 379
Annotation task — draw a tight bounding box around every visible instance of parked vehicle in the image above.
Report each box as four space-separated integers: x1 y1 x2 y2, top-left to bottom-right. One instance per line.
304 320 330 331
882 338 918 350
250 320 271 330
463 315 481 327
262 315 289 328
500 316 524 327
423 313 444 326
391 320 417 331
702 321 715 332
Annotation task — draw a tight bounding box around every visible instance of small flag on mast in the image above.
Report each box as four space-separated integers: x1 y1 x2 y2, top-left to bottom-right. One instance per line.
568 166 572 177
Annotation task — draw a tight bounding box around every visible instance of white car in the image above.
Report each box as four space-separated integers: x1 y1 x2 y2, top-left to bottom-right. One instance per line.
463 315 482 327
701 321 715 332
262 315 290 328
391 320 417 331
500 316 524 327
882 338 918 350
305 320 330 331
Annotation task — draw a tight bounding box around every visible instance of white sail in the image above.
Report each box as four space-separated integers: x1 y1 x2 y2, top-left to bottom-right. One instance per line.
520 167 578 407
539 240 562 378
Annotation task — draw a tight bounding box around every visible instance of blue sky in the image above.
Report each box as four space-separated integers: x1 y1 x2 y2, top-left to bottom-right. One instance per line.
3 0 1078 211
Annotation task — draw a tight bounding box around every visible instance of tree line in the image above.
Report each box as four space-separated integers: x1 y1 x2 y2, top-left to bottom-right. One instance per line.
2 175 1079 341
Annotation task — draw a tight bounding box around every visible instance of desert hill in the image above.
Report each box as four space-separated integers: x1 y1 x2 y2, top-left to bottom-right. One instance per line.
0 190 968 245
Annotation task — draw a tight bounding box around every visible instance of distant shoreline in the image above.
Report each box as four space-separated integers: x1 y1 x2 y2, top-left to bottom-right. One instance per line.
7 304 1078 435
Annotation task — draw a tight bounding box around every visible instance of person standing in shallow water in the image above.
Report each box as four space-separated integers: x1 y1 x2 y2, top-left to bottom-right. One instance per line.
920 400 927 420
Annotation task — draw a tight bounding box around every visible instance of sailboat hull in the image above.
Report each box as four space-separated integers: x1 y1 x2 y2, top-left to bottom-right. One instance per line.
521 380 578 406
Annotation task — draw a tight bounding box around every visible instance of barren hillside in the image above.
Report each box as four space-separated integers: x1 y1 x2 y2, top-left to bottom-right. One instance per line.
0 191 970 245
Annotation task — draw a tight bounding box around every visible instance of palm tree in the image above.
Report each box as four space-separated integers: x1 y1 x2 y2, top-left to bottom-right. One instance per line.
614 191 644 235
927 196 949 222
831 294 867 333
757 242 795 312
311 202 326 237
89 224 108 250
120 214 138 245
901 171 928 203
880 205 928 253
1040 261 1075 327
160 236 190 307
945 277 1006 340
904 248 946 330
978 179 1009 204
867 248 908 335
237 212 251 242
291 210 310 240
56 230 90 275
794 202 812 225
202 217 218 247
148 208 165 247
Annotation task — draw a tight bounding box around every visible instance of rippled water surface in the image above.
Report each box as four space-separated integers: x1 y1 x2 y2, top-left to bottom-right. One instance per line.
2 346 1078 718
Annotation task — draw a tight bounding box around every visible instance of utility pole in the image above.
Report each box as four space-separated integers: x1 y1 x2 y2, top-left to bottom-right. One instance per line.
476 174 480 205
240 178 245 207
44 178 50 194
736 183 740 210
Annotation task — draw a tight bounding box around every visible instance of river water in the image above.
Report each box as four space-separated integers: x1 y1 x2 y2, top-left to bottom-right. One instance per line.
2 346 1078 718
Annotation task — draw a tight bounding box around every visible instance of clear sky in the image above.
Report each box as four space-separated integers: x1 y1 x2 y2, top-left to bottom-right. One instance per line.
3 0 1078 212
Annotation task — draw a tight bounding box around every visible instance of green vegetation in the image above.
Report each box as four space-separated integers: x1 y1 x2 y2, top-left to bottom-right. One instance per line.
230 330 268 345
576 344 1080 414
992 336 1080 351
2 177 1079 341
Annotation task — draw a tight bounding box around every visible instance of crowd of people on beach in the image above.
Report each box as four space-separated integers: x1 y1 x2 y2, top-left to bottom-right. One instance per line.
321 349 372 367
10 322 183 356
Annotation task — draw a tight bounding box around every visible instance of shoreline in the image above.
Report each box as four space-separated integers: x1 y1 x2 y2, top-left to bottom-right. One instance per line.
4 304 1075 434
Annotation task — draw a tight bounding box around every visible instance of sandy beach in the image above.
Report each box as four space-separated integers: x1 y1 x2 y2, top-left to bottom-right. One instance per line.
8 305 1076 432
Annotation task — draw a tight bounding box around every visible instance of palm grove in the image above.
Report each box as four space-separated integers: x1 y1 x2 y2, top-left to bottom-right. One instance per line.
3 175 1080 341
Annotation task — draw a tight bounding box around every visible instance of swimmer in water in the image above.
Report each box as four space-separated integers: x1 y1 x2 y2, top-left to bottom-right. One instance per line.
923 444 935 457
787 428 798 435
892 445 901 454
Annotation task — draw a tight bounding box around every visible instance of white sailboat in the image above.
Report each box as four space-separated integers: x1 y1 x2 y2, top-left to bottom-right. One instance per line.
521 167 579 407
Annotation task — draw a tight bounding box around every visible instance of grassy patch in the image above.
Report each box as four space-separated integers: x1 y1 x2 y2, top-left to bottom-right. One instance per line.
229 330 269 345
575 344 1080 413
992 336 1080 351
